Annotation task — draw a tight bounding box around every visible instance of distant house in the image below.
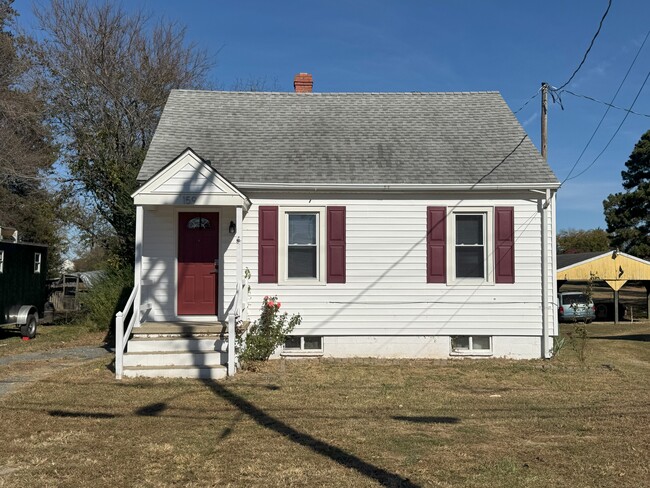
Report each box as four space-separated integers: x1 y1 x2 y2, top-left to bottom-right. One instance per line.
116 74 560 379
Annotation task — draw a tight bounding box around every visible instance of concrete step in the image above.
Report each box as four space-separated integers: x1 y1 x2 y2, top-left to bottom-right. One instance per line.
123 350 226 368
132 322 226 336
122 365 227 380
127 337 227 353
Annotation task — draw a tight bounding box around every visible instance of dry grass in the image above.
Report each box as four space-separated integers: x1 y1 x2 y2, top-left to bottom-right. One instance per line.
0 322 649 487
0 321 106 358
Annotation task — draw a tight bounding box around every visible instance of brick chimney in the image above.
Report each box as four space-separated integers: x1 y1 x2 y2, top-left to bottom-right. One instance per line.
293 73 313 93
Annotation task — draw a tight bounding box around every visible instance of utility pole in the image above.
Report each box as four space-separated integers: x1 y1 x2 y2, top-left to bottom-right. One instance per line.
541 82 548 162
540 81 550 357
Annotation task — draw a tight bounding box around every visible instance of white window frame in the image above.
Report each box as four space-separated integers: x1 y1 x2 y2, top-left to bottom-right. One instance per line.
0 250 4 273
278 206 326 285
450 335 493 356
447 207 494 285
34 252 42 274
282 335 324 356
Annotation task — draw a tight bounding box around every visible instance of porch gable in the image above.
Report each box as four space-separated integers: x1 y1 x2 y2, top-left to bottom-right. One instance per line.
132 148 250 209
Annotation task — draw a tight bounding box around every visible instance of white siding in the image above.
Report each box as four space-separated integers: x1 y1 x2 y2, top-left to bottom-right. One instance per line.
139 191 554 351
233 192 548 338
141 206 175 321
140 205 237 322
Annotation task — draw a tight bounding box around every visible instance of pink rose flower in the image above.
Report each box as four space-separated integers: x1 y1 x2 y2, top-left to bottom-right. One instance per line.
267 300 275 308
277 302 281 309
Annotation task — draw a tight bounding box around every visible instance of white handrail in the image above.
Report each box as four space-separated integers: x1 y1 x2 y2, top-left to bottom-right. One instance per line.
115 283 140 380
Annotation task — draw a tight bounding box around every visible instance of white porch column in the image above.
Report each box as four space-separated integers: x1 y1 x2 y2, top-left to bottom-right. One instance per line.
134 205 143 326
236 205 244 315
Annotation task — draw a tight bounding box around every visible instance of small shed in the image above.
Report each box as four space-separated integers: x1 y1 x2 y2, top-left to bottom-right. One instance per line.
557 251 650 323
48 271 104 312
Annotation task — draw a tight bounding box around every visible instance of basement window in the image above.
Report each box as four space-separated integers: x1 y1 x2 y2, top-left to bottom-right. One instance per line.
450 335 492 355
282 336 323 355
34 253 41 274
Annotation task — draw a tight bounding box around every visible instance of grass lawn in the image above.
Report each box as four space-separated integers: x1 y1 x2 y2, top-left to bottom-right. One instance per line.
0 322 648 487
0 319 106 358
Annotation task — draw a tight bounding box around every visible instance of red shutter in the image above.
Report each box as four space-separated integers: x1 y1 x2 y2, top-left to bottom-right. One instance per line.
494 206 515 283
427 207 446 283
258 206 278 283
327 206 346 283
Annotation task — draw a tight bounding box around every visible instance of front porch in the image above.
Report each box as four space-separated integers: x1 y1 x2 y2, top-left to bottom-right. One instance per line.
114 148 252 379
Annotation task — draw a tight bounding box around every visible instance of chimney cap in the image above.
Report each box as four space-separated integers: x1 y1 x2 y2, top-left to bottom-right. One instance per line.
293 72 313 93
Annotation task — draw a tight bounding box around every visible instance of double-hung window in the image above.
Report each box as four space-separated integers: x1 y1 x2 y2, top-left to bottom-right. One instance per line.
429 205 513 285
260 205 345 284
448 208 493 283
279 207 326 283
455 214 485 279
288 213 318 278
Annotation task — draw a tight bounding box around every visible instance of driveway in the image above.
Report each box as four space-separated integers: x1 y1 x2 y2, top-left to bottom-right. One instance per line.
0 345 111 398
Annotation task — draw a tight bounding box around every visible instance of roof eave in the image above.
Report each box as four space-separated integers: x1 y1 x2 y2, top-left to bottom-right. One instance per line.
234 182 561 191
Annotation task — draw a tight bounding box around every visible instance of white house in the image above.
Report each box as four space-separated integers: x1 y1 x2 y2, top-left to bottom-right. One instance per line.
115 74 559 379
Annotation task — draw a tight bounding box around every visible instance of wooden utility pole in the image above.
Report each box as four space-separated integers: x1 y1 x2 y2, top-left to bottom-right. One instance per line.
541 82 548 162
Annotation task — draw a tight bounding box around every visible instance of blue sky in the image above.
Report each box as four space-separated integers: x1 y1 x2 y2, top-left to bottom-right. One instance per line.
14 0 650 232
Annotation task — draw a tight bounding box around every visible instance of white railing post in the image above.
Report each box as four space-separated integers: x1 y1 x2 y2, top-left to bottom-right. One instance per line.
227 312 236 376
115 311 124 380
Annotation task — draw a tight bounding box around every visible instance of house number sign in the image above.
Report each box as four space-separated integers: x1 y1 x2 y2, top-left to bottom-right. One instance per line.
181 195 198 204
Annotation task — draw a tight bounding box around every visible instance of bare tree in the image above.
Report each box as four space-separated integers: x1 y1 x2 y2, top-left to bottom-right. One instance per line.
0 0 64 273
0 0 55 184
31 0 213 266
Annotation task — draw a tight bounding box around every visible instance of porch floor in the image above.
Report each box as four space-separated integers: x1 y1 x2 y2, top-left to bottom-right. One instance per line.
133 321 227 336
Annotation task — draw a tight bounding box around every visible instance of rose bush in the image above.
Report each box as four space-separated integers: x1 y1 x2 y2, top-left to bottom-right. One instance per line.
237 295 302 366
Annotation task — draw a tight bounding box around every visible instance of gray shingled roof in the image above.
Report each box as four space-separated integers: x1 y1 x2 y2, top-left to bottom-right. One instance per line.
138 90 559 187
557 252 610 270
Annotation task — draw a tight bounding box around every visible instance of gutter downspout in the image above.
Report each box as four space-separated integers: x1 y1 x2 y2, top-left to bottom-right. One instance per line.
541 189 551 359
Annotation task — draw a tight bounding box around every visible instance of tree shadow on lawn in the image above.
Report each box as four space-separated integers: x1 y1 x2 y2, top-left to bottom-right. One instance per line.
201 379 421 488
49 410 117 419
392 416 459 424
591 334 650 342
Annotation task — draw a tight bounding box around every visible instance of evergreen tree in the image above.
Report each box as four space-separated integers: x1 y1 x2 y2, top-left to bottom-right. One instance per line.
603 130 650 259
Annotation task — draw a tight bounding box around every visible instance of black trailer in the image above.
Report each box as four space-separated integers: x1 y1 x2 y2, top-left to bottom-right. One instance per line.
0 234 49 338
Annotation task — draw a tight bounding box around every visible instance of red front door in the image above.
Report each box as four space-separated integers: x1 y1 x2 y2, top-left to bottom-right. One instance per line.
177 212 219 315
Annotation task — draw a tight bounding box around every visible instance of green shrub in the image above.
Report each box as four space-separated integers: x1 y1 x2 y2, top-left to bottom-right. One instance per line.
238 295 301 366
80 266 133 334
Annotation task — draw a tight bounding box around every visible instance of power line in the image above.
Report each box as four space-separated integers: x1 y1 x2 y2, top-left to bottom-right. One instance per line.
559 27 650 185
556 0 613 91
563 68 650 184
512 88 541 114
561 89 650 118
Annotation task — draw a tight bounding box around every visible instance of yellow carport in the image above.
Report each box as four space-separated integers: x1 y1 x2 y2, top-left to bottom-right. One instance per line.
557 250 650 323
